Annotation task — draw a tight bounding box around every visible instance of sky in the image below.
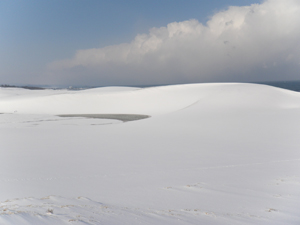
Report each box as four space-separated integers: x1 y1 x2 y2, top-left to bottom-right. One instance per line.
1 0 300 86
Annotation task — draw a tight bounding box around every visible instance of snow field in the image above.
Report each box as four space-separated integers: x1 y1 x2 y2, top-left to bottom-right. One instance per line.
0 83 300 224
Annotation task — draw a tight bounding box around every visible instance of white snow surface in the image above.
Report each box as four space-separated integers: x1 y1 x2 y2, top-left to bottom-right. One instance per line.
0 83 300 224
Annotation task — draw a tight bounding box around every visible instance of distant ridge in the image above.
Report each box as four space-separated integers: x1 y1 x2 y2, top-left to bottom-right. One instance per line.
0 84 46 90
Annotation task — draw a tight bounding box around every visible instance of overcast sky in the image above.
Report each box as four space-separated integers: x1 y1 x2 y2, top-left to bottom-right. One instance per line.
1 0 300 86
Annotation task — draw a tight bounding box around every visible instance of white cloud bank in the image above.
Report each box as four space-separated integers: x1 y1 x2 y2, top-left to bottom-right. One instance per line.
48 0 300 85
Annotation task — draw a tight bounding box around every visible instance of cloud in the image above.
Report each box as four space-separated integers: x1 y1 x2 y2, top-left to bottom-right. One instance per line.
48 0 300 85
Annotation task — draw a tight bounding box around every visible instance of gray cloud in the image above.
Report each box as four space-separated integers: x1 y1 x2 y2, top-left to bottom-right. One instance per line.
48 0 300 86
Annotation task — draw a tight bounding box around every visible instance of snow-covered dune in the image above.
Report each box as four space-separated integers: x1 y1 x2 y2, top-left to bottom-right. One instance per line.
0 83 300 224
1 83 300 115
